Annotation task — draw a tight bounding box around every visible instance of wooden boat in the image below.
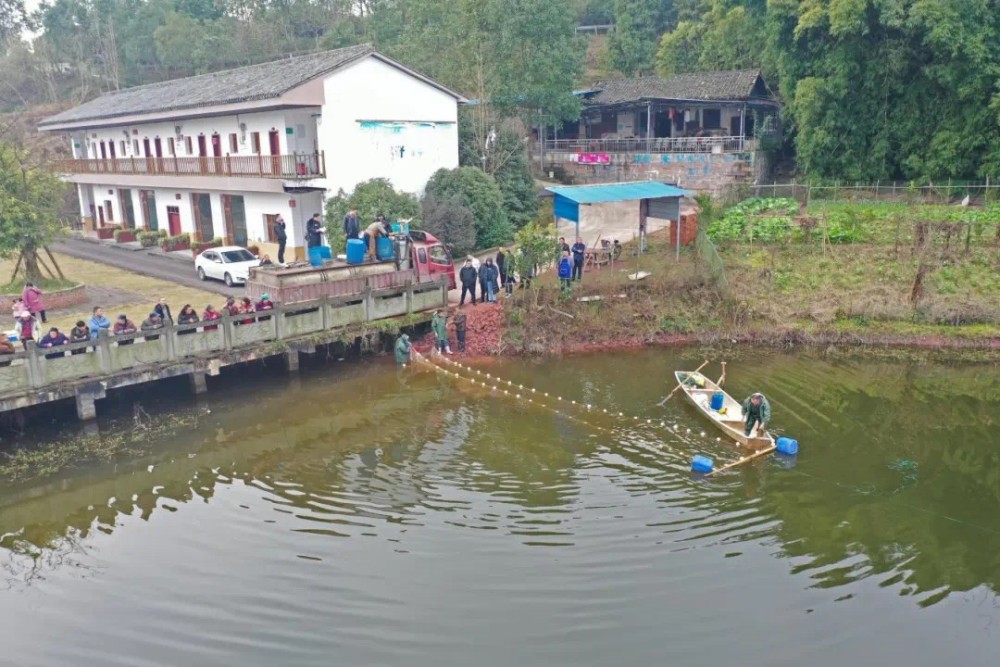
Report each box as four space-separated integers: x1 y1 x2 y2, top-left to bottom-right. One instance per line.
673 370 775 452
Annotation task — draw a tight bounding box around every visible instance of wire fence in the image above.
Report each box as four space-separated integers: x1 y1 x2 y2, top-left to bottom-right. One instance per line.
724 181 1000 207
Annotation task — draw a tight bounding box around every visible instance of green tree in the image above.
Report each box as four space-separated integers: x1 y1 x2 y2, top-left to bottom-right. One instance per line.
511 216 560 305
323 178 420 253
396 0 583 122
654 0 1000 181
608 0 678 75
420 193 476 256
458 113 537 230
425 167 513 249
0 144 68 284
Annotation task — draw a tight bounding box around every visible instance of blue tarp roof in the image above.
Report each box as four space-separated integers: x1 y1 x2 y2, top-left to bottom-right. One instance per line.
547 182 690 205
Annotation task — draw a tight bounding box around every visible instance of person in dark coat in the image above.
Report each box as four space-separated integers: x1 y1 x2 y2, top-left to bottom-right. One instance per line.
478 259 498 303
343 209 360 240
453 306 467 352
177 304 199 335
306 213 324 248
273 214 288 264
154 298 173 324
141 312 164 341
69 320 90 354
38 326 69 359
495 247 508 294
459 258 478 305
571 237 586 281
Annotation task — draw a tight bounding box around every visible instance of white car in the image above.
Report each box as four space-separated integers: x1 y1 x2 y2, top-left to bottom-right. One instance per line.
195 246 260 286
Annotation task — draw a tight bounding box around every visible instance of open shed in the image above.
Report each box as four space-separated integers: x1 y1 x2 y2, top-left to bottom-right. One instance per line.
545 181 691 257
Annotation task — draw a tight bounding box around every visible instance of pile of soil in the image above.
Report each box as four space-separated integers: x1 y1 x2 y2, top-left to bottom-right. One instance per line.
413 302 504 358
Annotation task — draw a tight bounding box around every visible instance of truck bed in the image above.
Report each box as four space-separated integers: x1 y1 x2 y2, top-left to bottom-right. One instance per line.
246 261 436 304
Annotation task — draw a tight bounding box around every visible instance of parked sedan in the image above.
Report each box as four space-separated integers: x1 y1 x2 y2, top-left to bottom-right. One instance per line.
195 246 260 286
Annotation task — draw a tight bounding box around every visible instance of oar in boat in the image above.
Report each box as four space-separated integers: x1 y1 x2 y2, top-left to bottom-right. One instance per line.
656 359 710 407
716 361 726 387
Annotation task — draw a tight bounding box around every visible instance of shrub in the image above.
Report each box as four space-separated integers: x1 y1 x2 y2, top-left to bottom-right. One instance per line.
420 193 476 256
425 167 513 249
137 230 161 247
159 233 191 252
191 237 223 253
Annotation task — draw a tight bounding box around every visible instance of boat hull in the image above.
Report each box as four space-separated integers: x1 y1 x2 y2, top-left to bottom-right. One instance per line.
673 371 775 451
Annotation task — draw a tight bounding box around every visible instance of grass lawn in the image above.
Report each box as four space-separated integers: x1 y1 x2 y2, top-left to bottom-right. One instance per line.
0 253 219 334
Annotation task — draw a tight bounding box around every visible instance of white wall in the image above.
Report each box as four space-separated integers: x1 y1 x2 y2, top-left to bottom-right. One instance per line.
319 56 459 195
78 109 308 161
75 183 325 252
66 54 459 227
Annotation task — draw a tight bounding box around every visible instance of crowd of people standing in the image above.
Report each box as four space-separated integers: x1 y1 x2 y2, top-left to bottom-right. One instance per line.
4 292 277 361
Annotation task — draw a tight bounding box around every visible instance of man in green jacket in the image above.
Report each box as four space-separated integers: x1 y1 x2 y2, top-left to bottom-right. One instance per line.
394 334 412 365
431 309 450 354
742 392 771 437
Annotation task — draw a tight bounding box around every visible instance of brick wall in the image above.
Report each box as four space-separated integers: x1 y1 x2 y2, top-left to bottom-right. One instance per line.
544 151 754 194
0 284 88 312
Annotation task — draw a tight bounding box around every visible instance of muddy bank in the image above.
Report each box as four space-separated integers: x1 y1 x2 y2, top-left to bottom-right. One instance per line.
412 300 998 365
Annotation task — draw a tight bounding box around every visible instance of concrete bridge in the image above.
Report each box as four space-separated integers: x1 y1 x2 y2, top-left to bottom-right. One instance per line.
0 278 448 421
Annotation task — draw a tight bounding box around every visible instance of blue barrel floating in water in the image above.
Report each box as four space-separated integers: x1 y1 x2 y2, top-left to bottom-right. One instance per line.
776 437 799 455
376 235 395 261
346 238 366 264
691 454 714 474
710 392 725 411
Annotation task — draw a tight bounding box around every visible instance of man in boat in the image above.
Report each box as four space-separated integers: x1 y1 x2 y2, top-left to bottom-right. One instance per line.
741 392 771 437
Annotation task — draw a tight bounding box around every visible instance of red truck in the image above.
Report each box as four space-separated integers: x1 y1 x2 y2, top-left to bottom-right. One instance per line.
246 230 456 305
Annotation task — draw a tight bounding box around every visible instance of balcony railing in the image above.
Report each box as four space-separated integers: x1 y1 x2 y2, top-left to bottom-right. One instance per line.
543 136 755 155
55 152 326 180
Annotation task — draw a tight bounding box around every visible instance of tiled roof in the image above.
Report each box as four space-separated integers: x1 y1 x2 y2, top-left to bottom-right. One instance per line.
41 44 432 126
584 70 771 106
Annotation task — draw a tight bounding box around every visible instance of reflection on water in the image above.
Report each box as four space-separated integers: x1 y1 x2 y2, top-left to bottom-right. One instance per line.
0 350 998 666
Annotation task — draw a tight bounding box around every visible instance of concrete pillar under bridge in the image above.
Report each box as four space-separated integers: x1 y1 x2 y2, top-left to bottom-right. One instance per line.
189 372 208 395
75 384 107 421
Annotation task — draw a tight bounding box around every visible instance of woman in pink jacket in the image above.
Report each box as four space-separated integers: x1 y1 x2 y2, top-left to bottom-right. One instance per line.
22 282 46 323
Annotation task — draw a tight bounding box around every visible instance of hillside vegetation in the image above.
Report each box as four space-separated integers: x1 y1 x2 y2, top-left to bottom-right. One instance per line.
2 1 998 183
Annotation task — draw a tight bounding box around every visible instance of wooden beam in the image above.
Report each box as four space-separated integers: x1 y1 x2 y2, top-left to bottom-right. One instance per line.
705 444 777 477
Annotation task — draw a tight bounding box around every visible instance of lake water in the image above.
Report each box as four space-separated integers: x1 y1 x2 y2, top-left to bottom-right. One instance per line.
0 349 998 666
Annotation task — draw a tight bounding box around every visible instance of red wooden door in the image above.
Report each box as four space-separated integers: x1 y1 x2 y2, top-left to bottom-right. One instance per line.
97 205 105 226
197 135 208 174
143 138 151 157
268 130 280 174
166 206 181 236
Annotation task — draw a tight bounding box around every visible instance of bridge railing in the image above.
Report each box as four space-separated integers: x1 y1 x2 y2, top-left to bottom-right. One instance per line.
0 279 447 396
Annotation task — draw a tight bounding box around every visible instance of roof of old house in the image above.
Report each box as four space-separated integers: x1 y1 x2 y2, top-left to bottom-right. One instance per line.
582 70 775 106
41 44 463 127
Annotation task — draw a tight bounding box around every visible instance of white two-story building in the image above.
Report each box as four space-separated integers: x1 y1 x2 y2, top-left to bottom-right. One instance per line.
40 44 465 260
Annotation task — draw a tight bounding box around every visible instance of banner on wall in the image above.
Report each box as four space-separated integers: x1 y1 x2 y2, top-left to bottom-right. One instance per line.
571 153 611 164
